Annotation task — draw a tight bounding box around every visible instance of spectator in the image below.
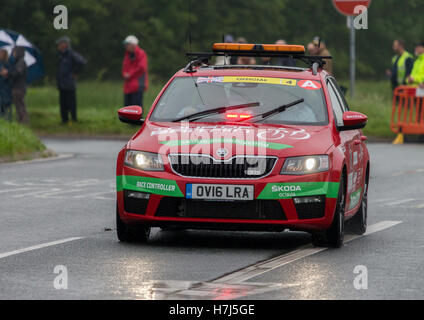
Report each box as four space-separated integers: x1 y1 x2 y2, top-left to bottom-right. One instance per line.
312 37 333 75
1 47 29 124
122 35 149 107
215 34 234 66
236 37 256 65
56 36 87 125
307 42 318 55
387 39 414 90
274 39 296 67
0 49 12 121
408 41 424 88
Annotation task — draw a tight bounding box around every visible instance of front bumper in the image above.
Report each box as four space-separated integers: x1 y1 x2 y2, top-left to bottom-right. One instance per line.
117 166 340 232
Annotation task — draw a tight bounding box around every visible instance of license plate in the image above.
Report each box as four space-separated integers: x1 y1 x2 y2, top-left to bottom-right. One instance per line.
186 184 254 201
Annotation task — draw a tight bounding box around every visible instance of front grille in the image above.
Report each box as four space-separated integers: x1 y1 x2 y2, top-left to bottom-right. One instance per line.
169 155 276 179
156 198 286 220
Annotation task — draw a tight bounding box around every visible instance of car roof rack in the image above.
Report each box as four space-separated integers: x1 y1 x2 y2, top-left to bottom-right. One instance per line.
184 43 332 75
213 65 307 72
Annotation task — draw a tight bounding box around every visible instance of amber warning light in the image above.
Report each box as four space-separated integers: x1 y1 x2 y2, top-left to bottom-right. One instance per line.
213 43 306 54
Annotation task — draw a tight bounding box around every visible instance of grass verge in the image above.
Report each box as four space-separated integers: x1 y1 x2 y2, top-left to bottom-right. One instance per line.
27 82 163 137
0 119 50 162
344 81 394 139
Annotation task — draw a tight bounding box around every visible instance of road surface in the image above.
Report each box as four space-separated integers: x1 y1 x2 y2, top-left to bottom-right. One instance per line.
0 139 423 299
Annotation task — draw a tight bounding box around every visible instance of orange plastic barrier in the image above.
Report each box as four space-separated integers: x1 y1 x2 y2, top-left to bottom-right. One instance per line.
391 86 424 135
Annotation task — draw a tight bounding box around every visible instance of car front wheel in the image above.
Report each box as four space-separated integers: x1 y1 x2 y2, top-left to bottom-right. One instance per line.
347 181 368 235
116 206 150 243
312 174 346 248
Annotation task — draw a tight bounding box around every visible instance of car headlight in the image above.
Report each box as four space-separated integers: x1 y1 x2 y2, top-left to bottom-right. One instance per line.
125 150 164 171
281 155 329 175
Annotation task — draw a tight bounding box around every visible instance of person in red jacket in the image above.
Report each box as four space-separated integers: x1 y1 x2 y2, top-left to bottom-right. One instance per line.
122 35 149 107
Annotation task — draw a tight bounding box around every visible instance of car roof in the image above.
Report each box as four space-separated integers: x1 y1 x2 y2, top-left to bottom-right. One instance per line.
174 66 325 81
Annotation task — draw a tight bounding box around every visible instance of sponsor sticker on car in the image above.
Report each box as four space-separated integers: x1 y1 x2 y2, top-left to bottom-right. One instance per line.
258 181 340 199
196 76 298 86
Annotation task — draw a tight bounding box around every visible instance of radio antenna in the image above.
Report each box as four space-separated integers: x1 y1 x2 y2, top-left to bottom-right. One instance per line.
188 0 192 52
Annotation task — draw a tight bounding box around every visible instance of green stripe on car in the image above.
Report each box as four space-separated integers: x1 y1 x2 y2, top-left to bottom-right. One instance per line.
117 175 184 197
257 181 340 200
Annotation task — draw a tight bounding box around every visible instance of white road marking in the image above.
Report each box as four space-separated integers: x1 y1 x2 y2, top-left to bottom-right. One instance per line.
73 191 115 200
413 202 424 209
363 220 402 235
0 237 84 260
0 178 115 201
38 189 84 198
392 168 424 177
384 199 415 206
0 188 36 194
11 188 62 198
212 220 402 284
135 280 300 300
369 198 392 204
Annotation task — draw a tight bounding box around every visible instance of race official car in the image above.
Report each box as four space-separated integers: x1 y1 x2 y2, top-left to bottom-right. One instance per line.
116 43 370 248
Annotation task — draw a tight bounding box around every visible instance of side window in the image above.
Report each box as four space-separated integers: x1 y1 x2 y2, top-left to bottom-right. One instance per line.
329 78 349 111
327 80 344 127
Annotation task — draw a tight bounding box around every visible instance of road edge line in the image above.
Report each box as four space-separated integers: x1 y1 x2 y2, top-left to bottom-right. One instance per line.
1 153 75 166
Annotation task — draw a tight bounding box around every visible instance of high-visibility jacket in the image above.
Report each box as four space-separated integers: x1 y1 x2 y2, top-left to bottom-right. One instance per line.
410 54 424 85
391 51 414 86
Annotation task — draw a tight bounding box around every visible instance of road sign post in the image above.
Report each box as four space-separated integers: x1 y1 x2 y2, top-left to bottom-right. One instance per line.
333 0 371 99
349 16 356 99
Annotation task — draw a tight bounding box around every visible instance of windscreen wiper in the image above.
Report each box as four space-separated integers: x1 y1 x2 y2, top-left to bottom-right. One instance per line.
238 98 304 123
173 102 260 122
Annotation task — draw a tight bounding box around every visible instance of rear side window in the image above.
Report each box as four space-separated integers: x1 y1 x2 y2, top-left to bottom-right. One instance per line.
329 78 349 111
327 80 345 127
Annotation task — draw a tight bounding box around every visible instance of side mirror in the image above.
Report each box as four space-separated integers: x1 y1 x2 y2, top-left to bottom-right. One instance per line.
118 105 144 125
338 111 367 131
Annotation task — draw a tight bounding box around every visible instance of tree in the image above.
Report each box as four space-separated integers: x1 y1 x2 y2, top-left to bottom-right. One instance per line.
1 0 423 83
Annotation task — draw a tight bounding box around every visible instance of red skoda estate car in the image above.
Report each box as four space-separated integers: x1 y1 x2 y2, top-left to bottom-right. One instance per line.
116 43 370 248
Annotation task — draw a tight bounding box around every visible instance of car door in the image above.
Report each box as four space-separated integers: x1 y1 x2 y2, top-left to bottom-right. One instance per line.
326 78 361 212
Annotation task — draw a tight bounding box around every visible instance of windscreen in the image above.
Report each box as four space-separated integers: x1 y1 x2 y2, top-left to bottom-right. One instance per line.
150 76 328 125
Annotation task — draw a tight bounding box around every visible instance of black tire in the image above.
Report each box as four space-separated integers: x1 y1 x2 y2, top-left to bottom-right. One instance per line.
312 174 346 248
116 207 150 243
347 180 368 235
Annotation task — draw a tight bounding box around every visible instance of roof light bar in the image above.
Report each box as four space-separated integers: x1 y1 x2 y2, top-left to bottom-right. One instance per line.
213 43 305 55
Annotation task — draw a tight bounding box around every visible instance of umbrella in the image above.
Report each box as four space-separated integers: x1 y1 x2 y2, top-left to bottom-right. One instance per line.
0 29 44 83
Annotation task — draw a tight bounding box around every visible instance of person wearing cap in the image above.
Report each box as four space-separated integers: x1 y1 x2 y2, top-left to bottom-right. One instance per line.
56 36 87 125
408 42 424 88
122 35 149 107
312 37 333 76
387 39 414 91
306 42 317 56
